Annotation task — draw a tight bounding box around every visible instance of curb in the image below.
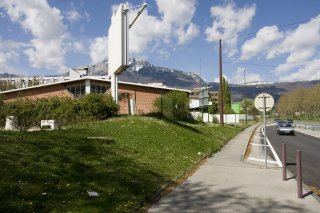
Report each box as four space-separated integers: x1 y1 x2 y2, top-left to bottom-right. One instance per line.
242 124 260 161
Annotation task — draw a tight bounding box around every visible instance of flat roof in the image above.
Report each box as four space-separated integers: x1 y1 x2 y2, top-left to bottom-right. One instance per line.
0 76 191 94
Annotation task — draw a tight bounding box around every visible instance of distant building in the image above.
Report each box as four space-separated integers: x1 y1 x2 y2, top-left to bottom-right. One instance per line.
189 87 218 110
0 74 190 115
231 103 241 114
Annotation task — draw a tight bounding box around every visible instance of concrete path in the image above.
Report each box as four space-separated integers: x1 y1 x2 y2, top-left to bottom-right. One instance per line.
149 125 319 213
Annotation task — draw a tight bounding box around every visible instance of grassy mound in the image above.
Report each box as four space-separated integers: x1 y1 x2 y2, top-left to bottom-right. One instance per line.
0 116 247 212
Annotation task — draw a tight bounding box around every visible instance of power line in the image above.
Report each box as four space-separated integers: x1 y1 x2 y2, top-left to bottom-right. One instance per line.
223 16 320 41
223 61 277 68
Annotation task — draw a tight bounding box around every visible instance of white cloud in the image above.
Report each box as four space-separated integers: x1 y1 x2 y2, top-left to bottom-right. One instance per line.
156 48 170 59
128 10 170 54
279 58 320 82
274 48 316 73
213 75 230 83
230 67 264 84
0 0 69 72
65 9 81 23
241 26 283 60
267 15 320 73
205 2 256 57
157 0 196 26
106 0 199 60
89 36 108 64
0 37 24 73
176 23 199 45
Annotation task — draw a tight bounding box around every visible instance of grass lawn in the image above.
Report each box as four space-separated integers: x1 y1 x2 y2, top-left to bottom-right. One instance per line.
0 116 248 212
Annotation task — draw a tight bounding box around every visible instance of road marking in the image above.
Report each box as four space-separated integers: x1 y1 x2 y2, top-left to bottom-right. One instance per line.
266 136 283 167
247 157 278 164
251 143 269 146
261 127 283 168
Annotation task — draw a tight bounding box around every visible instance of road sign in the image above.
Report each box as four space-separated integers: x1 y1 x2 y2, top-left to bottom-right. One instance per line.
254 93 274 112
108 3 129 76
254 92 274 168
199 88 209 107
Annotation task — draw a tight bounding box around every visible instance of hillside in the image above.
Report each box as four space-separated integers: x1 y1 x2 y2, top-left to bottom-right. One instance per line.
0 116 245 212
207 80 320 102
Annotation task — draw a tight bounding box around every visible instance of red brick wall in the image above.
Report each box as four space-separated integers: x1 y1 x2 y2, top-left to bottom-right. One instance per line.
2 84 73 101
117 84 168 115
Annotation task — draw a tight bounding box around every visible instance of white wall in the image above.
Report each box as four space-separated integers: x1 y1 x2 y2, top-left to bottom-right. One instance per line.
190 112 239 124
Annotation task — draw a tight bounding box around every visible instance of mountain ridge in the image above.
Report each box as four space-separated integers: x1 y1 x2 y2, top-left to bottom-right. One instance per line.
1 58 319 102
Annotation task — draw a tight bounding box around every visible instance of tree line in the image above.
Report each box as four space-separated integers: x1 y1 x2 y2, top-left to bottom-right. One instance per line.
276 85 320 120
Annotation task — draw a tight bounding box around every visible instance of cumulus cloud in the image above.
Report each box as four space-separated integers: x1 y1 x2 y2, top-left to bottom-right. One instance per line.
157 0 196 26
205 2 256 57
213 75 230 83
104 0 199 61
0 0 69 72
268 15 320 74
176 23 200 45
89 36 108 64
279 58 320 82
65 9 81 23
274 48 316 73
241 26 283 60
0 37 24 73
156 48 170 59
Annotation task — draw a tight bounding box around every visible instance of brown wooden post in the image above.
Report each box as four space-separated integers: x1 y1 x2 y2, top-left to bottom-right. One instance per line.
281 143 287 181
296 150 303 198
219 39 224 125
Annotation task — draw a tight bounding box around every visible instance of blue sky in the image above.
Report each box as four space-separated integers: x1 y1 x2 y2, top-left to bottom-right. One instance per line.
0 0 320 84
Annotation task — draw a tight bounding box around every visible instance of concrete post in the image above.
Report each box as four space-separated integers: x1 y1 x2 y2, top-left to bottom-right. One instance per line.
111 74 118 103
85 79 91 94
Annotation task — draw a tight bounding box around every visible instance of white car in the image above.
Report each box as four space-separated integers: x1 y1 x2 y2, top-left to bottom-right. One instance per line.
276 123 295 135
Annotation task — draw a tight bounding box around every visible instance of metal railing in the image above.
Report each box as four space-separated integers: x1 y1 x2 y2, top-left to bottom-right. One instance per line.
293 122 320 131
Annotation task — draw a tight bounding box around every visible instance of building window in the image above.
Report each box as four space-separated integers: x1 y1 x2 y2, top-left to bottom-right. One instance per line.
91 83 109 94
66 84 85 98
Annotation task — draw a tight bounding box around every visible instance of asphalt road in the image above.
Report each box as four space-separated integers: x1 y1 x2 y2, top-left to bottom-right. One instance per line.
266 125 320 190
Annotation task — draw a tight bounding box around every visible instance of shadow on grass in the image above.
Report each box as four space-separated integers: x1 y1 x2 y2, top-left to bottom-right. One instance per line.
0 130 169 212
144 113 203 134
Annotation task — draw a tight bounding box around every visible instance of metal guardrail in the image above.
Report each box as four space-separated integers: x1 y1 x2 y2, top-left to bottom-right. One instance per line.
293 122 320 131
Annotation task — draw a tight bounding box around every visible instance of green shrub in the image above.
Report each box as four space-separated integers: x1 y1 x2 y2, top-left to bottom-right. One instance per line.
4 98 37 131
1 94 119 130
0 94 5 127
154 91 189 121
78 93 119 120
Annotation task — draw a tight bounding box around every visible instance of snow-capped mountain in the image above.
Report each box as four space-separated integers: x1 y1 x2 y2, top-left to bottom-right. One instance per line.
79 58 205 89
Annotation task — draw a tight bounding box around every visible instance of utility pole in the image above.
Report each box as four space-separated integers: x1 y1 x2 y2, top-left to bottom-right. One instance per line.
219 39 224 125
243 69 247 124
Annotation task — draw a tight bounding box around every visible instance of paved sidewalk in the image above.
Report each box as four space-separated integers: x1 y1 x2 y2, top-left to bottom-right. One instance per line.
149 125 319 213
294 127 320 139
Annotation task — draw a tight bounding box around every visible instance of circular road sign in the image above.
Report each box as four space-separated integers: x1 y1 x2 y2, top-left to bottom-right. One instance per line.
254 93 274 112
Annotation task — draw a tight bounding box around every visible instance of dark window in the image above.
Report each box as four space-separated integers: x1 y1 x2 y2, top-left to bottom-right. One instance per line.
66 84 85 98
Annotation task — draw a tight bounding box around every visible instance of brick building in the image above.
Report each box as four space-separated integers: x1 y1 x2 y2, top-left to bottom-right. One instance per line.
0 76 190 115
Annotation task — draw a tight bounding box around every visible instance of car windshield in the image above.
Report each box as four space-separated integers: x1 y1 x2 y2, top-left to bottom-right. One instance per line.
280 124 292 127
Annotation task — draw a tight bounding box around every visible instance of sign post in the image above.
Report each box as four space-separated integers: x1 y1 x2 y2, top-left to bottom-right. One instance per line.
254 93 274 168
199 87 209 122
